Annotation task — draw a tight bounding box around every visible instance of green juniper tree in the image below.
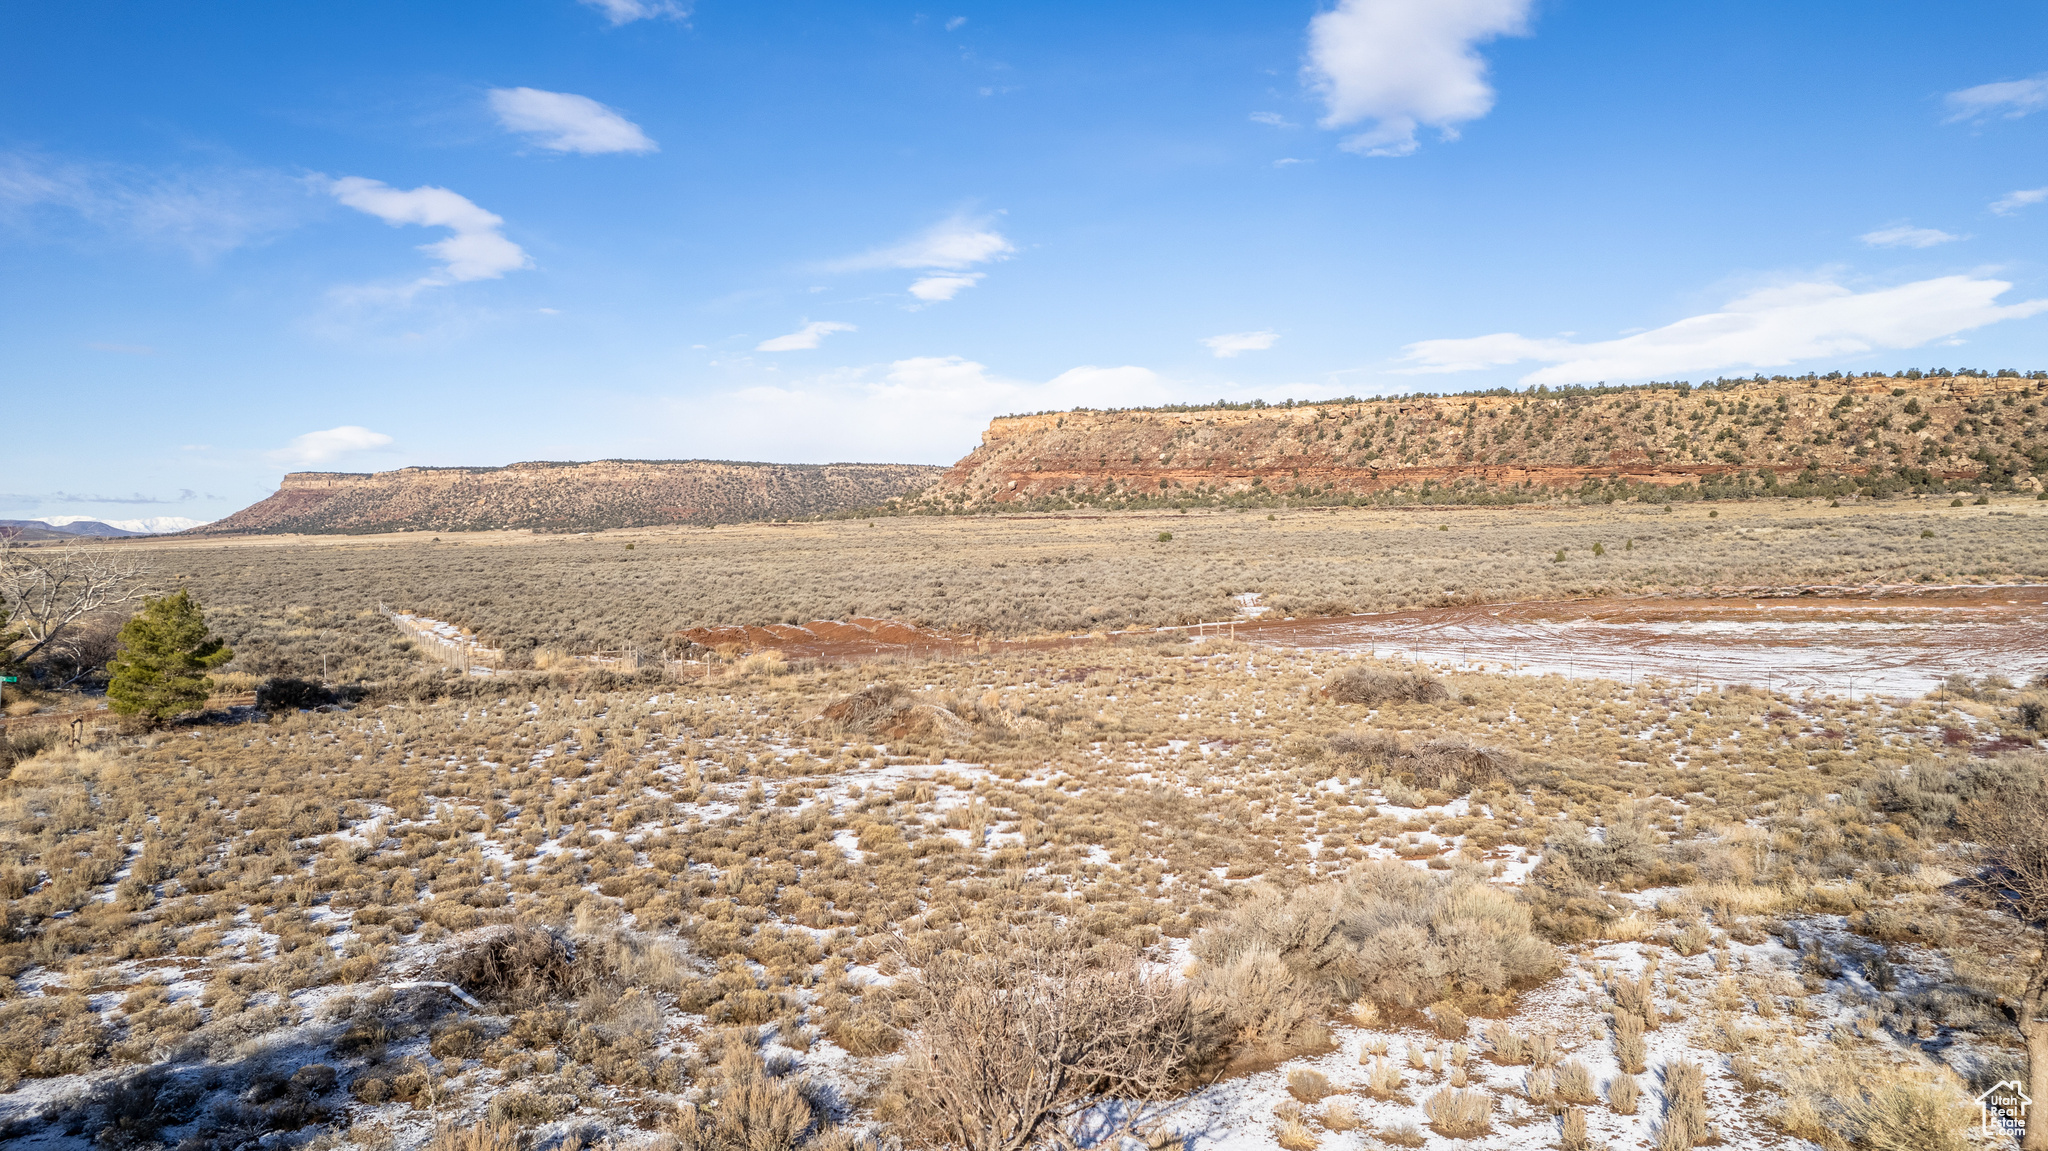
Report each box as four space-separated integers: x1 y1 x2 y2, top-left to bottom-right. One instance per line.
107 589 232 723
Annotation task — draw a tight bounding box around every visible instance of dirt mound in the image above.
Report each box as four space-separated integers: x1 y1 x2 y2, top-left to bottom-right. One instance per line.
1327 729 1519 791
1322 664 1450 706
807 684 978 745
435 925 579 1008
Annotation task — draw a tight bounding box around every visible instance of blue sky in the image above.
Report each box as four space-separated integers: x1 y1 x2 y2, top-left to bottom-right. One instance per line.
5 1 2047 523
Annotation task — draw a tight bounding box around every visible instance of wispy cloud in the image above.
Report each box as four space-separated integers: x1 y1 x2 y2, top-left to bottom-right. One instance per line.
1201 330 1279 358
327 177 530 291
1250 112 1297 128
488 88 657 154
1305 0 1535 157
580 0 689 27
0 151 312 259
831 213 1015 303
0 489 198 506
757 320 855 351
1992 186 2048 216
1397 275 2048 385
1859 223 1962 249
1944 74 2048 122
836 213 1016 272
908 274 983 302
268 426 395 467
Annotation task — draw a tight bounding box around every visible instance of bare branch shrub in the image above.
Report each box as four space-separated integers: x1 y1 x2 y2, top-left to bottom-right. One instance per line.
881 932 1210 1151
0 541 151 668
1955 751 2048 1150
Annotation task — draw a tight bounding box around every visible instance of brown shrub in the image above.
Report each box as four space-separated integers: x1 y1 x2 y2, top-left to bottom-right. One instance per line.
1323 665 1450 707
435 924 577 1009
884 933 1211 1151
1329 730 1516 793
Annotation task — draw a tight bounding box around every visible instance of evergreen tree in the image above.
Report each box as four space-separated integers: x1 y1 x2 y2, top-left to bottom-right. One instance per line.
107 589 232 723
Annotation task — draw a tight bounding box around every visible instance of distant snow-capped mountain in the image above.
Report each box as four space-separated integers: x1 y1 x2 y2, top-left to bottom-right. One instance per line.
33 515 212 535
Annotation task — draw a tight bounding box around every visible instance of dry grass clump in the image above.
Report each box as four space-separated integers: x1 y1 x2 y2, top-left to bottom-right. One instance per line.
1484 1021 1526 1065
1556 1058 1596 1104
1609 1072 1639 1114
1320 1098 1361 1131
1285 1068 1335 1102
1657 1060 1713 1151
1274 1119 1318 1150
1612 1009 1648 1074
1378 1121 1427 1148
1422 1087 1494 1137
1362 1057 1405 1100
668 1044 851 1151
1190 863 1557 1037
1560 1106 1591 1151
429 1118 529 1151
1766 1048 1978 1151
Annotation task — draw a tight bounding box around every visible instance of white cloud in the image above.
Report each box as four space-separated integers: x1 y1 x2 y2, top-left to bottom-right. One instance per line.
945 16 966 30
1397 275 2048 385
756 320 855 351
580 0 688 26
488 88 656 154
1859 223 1962 249
830 212 1016 303
0 152 311 259
269 426 394 467
1944 74 2048 122
328 177 530 287
1305 0 1534 157
839 213 1016 272
908 273 983 301
1201 330 1279 357
1992 186 2048 216
1250 111 1297 128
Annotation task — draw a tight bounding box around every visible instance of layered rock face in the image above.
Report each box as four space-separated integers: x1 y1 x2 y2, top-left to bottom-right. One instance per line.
927 374 2044 506
198 460 945 535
